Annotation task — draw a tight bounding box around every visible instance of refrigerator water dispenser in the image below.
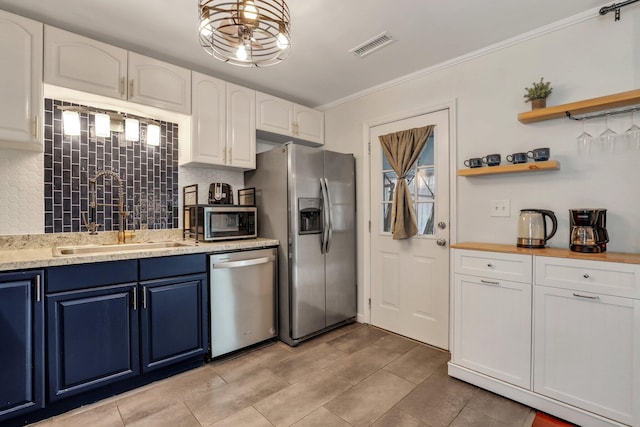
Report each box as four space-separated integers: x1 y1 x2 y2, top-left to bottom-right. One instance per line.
298 198 322 234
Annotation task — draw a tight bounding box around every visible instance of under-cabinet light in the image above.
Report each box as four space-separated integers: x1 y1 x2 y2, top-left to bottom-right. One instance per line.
147 124 160 146
94 113 111 137
125 118 139 142
62 111 81 136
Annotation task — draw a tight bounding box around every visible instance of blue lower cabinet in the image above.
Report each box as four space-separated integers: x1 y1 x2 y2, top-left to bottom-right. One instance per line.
47 283 140 402
140 273 208 372
0 270 44 423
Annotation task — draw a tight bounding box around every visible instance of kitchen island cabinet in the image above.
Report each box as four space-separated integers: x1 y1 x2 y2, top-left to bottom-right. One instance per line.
533 256 640 427
0 270 44 423
0 10 42 151
452 250 532 389
449 243 640 427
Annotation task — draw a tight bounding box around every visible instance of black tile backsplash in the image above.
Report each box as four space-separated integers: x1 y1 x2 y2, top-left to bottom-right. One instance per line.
44 99 179 233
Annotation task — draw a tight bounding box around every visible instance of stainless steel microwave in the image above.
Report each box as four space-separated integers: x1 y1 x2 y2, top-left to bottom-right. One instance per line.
185 205 257 242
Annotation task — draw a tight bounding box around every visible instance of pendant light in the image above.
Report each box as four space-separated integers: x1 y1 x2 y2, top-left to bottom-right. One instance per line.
198 0 291 67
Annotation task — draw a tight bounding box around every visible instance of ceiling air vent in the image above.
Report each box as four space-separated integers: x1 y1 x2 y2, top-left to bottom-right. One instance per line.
349 32 395 58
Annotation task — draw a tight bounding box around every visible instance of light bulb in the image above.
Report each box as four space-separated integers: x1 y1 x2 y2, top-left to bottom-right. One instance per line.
276 32 290 50
242 1 258 21
62 111 80 136
236 44 248 60
125 118 139 142
94 113 110 137
147 124 160 146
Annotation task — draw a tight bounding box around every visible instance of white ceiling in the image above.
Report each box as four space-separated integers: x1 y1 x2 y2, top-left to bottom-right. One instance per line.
0 0 612 108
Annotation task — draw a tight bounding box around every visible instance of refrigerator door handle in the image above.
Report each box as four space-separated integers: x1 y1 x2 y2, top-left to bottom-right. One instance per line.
324 178 333 253
320 178 329 254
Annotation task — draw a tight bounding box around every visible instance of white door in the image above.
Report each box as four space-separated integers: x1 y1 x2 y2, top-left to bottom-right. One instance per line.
369 110 450 349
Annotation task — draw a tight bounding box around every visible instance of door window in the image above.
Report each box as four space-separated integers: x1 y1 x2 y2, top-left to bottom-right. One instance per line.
381 133 435 235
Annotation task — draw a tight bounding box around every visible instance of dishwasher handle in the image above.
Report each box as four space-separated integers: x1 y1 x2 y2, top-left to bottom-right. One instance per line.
212 256 275 269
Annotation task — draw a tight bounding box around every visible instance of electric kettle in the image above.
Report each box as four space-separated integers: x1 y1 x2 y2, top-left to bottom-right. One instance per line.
517 209 557 248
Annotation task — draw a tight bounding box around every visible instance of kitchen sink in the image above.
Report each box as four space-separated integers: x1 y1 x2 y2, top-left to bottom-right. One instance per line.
53 241 196 256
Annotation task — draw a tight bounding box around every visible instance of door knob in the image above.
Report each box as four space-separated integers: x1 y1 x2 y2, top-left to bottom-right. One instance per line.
438 222 447 229
436 238 447 247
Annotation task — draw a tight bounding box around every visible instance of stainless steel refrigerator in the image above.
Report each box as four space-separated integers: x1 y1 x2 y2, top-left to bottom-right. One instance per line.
245 143 356 346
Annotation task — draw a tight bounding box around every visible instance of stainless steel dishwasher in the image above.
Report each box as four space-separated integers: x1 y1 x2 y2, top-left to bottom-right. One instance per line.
209 248 277 358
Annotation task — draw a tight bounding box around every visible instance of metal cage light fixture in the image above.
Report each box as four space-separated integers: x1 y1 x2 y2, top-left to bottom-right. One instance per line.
198 0 291 67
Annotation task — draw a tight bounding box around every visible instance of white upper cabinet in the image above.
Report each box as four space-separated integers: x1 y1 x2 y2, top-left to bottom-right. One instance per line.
0 10 43 151
183 76 255 170
127 52 191 114
256 92 324 145
186 71 226 165
293 104 324 144
256 93 292 135
44 26 191 114
226 83 256 169
44 26 127 100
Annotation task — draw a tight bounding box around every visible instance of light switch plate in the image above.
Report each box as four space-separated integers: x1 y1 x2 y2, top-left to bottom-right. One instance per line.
490 200 510 217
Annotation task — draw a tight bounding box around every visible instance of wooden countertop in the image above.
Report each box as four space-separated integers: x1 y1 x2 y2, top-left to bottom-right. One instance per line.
451 242 640 265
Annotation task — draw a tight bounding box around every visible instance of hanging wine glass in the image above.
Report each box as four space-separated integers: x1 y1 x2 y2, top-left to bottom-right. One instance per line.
576 118 592 156
624 110 640 151
599 114 617 154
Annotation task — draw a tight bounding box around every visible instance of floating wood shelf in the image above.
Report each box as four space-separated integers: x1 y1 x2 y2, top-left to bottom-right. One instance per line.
517 89 640 124
457 160 560 176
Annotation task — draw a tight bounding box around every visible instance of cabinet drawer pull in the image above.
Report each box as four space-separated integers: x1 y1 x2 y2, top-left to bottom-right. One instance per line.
487 263 494 268
143 286 147 309
480 279 500 286
583 273 590 279
133 286 137 310
572 292 599 300
120 77 125 96
33 115 38 139
129 79 134 97
36 275 41 302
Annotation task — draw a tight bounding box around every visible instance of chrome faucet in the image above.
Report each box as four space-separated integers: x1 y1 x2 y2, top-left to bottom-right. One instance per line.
84 170 130 244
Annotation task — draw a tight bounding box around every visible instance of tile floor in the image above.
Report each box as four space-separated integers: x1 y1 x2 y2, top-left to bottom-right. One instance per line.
32 323 536 427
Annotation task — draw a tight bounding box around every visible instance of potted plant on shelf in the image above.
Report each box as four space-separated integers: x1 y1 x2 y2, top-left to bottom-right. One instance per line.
524 77 553 110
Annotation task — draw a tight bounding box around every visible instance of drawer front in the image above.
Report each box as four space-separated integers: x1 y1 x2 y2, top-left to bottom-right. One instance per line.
47 260 137 293
139 254 207 281
535 256 640 299
454 249 532 283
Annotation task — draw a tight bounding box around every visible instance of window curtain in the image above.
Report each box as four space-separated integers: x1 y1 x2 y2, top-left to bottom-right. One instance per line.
379 125 435 239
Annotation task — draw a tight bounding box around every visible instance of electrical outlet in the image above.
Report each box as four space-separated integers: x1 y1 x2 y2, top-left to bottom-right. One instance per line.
490 200 510 217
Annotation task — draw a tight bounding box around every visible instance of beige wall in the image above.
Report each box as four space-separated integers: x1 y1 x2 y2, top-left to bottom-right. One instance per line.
323 9 640 317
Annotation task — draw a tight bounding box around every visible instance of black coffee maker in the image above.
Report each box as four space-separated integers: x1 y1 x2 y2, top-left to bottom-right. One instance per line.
569 209 609 253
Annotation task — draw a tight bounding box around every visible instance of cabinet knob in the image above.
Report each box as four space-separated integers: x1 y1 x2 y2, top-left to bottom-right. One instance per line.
487 263 494 268
583 273 590 279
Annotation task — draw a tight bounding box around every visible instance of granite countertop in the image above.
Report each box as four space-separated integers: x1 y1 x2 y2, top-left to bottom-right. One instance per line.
0 230 279 271
451 242 640 265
